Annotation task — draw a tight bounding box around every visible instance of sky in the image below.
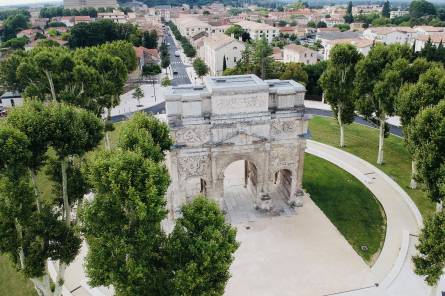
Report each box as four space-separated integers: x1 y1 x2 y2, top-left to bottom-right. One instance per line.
0 0 60 7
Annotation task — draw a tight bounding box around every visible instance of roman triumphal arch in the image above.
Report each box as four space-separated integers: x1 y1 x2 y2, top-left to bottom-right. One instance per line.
165 74 308 217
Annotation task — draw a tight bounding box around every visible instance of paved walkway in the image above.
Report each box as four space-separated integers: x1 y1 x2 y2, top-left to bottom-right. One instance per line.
306 140 428 296
224 161 376 296
110 84 164 118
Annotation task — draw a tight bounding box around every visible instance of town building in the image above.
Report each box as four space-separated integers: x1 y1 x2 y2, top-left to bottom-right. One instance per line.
63 0 117 9
97 10 127 23
235 20 278 43
74 15 92 25
323 38 374 60
390 10 409 19
200 33 245 75
174 16 211 38
414 33 445 51
363 27 416 45
316 31 361 48
414 26 445 35
282 44 317 65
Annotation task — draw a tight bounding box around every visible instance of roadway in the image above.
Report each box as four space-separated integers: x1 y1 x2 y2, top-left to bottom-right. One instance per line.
163 28 191 86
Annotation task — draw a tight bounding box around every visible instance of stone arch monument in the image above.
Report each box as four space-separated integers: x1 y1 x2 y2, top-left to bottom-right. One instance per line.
165 75 308 216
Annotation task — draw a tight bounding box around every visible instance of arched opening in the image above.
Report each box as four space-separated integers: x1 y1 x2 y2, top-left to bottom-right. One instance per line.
274 169 293 200
223 160 258 197
222 160 259 222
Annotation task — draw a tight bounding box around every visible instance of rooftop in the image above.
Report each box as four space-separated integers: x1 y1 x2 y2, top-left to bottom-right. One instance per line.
317 31 361 40
235 20 276 31
284 44 317 54
203 33 242 50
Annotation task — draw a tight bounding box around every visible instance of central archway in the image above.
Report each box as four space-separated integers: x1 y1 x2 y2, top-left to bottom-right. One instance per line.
222 159 261 223
223 160 258 197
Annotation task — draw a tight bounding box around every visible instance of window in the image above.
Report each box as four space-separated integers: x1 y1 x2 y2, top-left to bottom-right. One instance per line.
234 57 236 62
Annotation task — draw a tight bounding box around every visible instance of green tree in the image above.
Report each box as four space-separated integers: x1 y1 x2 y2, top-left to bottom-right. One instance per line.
354 43 412 164
344 1 354 23
0 110 82 296
81 149 170 296
118 112 172 162
132 86 144 107
320 44 362 147
46 102 103 233
223 55 227 71
193 57 209 82
68 20 140 48
406 100 445 205
396 61 442 188
161 52 170 74
304 61 327 99
409 0 437 19
100 40 137 72
142 63 161 101
167 196 239 296
2 13 29 41
279 62 308 85
143 29 158 49
225 25 246 40
5 100 50 209
413 211 445 294
316 21 327 28
253 37 273 79
307 21 316 28
161 76 172 87
382 0 391 18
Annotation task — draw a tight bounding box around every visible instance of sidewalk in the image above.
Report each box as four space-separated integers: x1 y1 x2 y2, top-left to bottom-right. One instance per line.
108 83 165 118
306 140 428 296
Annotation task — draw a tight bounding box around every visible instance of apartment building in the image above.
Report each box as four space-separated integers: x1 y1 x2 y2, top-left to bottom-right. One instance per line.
235 20 278 43
174 16 211 38
283 44 318 65
363 27 416 45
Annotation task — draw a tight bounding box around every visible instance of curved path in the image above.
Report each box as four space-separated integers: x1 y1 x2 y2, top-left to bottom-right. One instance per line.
306 140 427 296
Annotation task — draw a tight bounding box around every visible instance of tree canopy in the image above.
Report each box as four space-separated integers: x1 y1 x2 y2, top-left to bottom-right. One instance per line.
409 0 437 19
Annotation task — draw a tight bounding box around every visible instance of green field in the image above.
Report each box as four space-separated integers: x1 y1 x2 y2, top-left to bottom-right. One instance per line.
303 154 386 264
308 116 435 217
0 256 36 296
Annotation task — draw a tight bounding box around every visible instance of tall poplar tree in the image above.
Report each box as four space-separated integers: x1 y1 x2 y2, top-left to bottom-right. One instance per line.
320 44 362 147
354 43 412 164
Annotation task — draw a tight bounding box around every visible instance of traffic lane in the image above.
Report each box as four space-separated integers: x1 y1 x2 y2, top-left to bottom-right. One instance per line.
164 30 191 83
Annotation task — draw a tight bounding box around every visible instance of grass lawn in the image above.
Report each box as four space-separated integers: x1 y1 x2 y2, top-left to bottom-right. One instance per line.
308 116 435 218
0 255 36 296
303 154 386 264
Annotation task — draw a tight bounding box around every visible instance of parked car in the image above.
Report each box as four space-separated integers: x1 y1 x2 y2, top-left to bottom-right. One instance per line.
174 51 180 57
173 71 178 75
0 107 7 117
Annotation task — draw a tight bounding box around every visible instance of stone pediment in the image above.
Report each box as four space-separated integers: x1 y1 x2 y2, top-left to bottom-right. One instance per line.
217 131 267 145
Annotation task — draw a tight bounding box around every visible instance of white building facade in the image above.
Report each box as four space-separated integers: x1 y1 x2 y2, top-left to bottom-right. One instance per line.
282 44 317 65
201 33 245 75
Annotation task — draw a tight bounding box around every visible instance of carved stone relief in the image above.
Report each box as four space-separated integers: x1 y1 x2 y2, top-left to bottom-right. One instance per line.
271 120 300 137
178 155 209 179
175 126 209 146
